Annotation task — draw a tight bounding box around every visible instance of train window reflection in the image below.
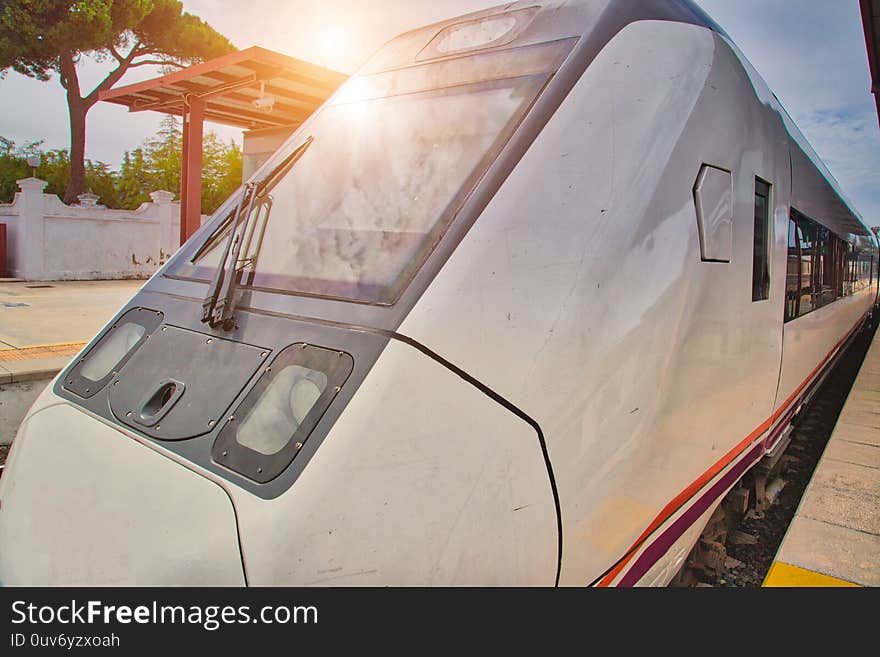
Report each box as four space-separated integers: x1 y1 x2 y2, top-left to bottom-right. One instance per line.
799 217 817 315
81 323 145 382
785 208 878 323
249 80 533 305
752 179 771 301
236 365 328 456
785 218 800 321
211 344 353 484
818 226 835 305
175 40 575 306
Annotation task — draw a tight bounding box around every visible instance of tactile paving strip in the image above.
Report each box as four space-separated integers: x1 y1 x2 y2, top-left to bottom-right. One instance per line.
0 342 86 363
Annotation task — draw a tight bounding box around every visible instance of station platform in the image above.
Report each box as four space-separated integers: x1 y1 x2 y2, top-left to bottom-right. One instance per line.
764 324 880 587
0 280 141 447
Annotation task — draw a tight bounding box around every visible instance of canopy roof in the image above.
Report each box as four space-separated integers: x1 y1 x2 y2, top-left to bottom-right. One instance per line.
862 0 880 126
99 46 347 130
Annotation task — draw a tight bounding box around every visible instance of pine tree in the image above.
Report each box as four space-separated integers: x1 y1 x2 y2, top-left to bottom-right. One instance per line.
0 1 233 203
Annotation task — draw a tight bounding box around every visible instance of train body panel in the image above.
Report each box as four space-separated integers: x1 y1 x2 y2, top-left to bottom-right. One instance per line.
626 494 724 587
395 19 795 585
777 291 876 414
229 339 558 586
0 404 244 585
0 0 877 586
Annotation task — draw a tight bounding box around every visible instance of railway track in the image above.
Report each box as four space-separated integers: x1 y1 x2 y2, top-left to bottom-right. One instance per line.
671 317 878 587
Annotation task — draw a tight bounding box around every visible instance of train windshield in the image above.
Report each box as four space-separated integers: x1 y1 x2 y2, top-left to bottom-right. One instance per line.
171 39 574 305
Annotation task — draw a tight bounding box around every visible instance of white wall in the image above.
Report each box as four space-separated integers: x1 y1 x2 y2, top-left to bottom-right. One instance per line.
0 179 199 281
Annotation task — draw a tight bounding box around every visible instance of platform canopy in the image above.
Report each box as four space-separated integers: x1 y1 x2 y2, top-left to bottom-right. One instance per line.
100 46 347 242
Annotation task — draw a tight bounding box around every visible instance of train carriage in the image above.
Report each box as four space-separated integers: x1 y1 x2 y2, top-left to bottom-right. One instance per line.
1 0 877 586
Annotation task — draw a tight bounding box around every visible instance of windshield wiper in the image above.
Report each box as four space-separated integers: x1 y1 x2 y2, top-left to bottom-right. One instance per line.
200 136 313 331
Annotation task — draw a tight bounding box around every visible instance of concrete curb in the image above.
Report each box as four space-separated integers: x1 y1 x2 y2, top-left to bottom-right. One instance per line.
0 356 70 446
764 327 880 587
0 355 72 385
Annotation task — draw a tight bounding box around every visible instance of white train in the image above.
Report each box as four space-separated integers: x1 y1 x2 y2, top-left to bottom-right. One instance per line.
1 0 877 586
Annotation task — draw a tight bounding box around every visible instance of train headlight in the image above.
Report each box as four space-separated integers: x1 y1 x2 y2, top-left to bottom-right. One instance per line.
236 365 328 456
212 343 354 483
290 372 326 424
81 323 145 382
62 308 163 399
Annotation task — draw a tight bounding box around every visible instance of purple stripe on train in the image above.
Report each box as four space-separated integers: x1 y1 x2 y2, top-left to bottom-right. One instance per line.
615 322 863 586
619 440 766 586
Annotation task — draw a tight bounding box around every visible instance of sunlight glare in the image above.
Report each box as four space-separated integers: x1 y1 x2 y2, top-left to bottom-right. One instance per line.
316 26 351 65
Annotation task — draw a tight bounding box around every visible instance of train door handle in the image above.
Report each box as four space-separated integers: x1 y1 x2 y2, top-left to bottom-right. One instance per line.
134 378 185 427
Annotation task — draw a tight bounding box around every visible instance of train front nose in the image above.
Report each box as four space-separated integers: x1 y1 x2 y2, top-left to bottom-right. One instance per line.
0 403 244 586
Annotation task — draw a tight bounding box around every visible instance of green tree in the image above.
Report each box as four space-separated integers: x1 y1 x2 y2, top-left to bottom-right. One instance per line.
145 114 183 195
0 1 233 204
2 120 242 212
1 137 128 208
116 147 151 208
117 116 242 214
37 149 71 198
115 115 180 209
201 133 242 214
0 138 32 201
84 159 120 207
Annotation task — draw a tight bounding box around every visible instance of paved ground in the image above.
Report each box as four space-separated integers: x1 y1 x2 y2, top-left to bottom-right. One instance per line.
0 281 142 438
714 321 876 587
0 280 142 349
764 323 880 587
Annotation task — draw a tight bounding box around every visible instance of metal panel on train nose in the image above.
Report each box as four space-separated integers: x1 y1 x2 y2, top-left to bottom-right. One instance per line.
109 326 270 440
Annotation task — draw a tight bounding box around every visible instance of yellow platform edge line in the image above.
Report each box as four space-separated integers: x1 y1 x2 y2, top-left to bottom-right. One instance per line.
0 342 87 362
763 561 862 587
0 341 87 352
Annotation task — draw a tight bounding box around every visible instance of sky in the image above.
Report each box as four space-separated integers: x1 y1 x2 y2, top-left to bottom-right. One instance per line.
0 0 878 222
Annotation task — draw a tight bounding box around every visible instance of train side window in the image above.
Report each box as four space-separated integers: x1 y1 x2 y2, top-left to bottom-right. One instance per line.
797 216 816 316
833 234 846 299
813 225 825 308
843 242 855 297
752 179 772 301
818 226 844 306
855 250 863 292
850 250 858 292
869 252 880 285
788 208 871 319
785 217 800 322
693 164 733 262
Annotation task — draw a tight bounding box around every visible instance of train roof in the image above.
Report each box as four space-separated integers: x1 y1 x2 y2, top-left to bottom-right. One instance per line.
362 0 873 240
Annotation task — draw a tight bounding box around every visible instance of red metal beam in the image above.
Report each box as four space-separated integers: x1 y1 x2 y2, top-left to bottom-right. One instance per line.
147 105 284 130
130 88 185 111
201 111 273 129
120 79 311 127
180 96 205 244
194 68 331 109
131 76 257 112
162 80 314 122
0 223 6 278
208 108 289 127
861 0 880 127
100 46 345 103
